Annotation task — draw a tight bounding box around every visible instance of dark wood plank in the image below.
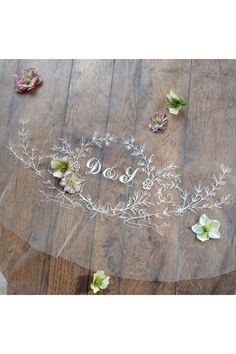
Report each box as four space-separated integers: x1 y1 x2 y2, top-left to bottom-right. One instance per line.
89 60 191 294
120 60 191 294
0 224 90 295
0 60 19 144
0 225 50 295
0 60 73 294
175 60 236 294
176 271 236 295
128 59 191 295
47 60 114 294
88 60 143 294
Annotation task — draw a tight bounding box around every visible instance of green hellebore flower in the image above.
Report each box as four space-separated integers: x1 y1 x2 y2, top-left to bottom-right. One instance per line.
166 90 186 115
90 271 110 294
51 156 72 178
191 214 221 242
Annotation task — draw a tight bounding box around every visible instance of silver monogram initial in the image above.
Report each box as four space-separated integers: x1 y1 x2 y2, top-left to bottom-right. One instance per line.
85 158 101 175
119 167 140 186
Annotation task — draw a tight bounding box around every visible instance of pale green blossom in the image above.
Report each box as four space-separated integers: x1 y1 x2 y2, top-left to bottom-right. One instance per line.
51 156 71 178
192 214 221 242
166 90 186 115
90 271 110 294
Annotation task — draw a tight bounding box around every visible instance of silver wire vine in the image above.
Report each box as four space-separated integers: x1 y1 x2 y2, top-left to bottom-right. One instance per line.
8 120 231 237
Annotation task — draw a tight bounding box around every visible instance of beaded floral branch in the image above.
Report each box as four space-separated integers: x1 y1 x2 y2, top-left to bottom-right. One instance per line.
8 121 231 237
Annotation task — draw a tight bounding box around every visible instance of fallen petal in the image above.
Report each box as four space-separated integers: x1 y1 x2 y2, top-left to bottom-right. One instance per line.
209 220 220 231
209 230 221 239
199 214 210 225
196 233 209 242
192 223 204 234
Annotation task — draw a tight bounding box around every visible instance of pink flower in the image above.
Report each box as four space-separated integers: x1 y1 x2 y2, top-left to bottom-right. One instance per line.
149 112 169 133
14 68 43 93
59 173 83 194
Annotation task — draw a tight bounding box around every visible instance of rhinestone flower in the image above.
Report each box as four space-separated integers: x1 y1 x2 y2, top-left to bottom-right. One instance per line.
14 68 43 93
142 178 153 190
149 112 169 133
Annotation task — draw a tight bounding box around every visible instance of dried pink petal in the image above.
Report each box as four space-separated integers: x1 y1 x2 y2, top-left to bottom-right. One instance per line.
14 67 43 93
59 173 83 194
149 112 169 133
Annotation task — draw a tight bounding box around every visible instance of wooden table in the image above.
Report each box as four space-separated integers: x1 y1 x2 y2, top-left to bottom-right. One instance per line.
0 60 236 294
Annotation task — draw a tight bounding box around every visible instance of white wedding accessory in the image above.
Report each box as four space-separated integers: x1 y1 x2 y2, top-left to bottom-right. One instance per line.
8 120 231 234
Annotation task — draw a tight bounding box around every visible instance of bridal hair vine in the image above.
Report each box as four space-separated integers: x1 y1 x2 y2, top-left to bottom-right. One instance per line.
8 120 231 235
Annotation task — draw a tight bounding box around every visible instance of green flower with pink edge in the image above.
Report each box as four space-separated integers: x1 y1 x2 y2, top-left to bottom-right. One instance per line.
14 68 43 93
60 173 83 194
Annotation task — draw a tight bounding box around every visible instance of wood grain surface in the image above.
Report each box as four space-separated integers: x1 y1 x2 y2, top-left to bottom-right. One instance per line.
0 59 236 295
